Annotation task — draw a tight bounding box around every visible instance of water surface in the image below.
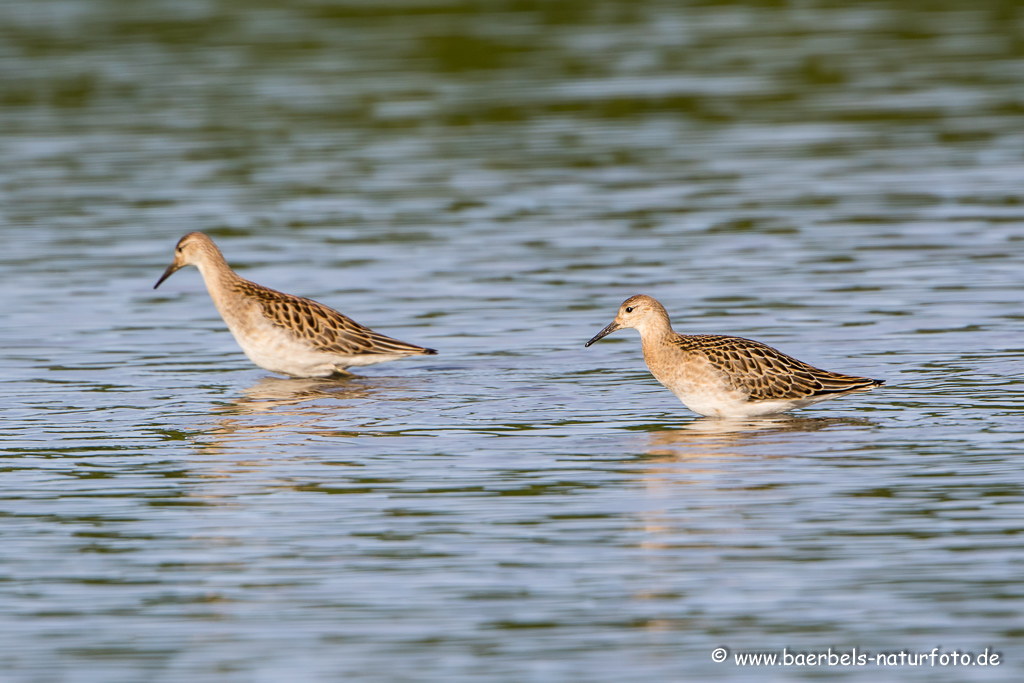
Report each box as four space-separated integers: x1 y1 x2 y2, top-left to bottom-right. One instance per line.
2 1 1024 681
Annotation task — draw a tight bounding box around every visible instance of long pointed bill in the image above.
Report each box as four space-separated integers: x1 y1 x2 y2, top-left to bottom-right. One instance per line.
585 320 621 347
154 262 182 289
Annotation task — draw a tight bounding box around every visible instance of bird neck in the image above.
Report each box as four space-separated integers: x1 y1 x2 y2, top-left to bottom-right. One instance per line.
637 315 675 351
194 249 243 312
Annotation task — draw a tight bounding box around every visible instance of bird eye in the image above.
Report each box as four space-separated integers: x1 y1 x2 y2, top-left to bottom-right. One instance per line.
625 306 634 313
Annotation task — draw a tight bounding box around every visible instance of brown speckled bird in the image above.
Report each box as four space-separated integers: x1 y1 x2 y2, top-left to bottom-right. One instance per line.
585 295 883 417
154 232 436 377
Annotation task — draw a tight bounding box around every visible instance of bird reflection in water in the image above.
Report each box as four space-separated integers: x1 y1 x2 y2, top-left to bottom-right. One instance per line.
199 376 398 454
631 416 875 548
643 415 875 461
222 376 380 414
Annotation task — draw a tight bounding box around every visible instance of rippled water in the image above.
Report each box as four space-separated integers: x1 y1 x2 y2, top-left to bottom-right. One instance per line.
2 1 1024 681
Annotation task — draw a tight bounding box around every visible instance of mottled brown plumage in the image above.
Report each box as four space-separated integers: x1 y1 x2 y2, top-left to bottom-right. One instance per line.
230 279 429 357
154 232 436 377
586 295 883 417
673 334 881 401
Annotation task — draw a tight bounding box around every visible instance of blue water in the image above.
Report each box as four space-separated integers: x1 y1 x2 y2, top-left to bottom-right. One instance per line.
2 1 1023 681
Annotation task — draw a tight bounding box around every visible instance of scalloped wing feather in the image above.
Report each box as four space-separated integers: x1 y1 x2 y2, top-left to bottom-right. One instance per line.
676 335 882 401
232 280 434 357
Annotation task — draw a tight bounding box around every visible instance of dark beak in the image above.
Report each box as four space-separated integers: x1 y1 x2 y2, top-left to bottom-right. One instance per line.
153 262 181 289
585 320 621 347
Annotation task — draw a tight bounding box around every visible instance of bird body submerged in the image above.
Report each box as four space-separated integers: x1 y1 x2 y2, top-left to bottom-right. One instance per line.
154 232 436 378
586 295 883 418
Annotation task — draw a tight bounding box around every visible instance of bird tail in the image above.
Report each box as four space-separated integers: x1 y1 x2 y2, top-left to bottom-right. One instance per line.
813 375 884 396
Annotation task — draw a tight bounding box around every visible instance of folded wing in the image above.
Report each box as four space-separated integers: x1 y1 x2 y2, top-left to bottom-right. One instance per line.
677 335 882 401
233 280 436 356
